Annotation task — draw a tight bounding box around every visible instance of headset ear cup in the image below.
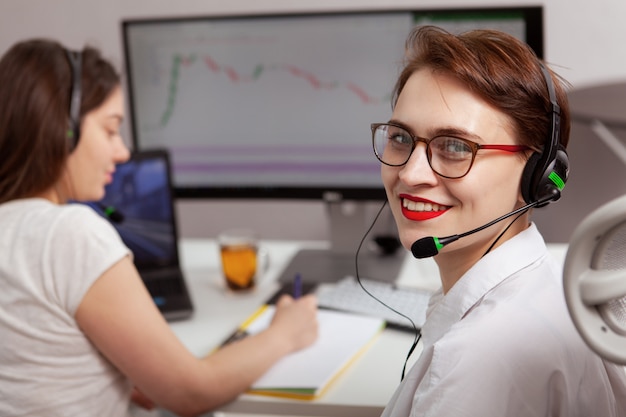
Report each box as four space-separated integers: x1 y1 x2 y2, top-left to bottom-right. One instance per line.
67 118 79 147
521 152 541 204
536 146 569 205
522 146 570 207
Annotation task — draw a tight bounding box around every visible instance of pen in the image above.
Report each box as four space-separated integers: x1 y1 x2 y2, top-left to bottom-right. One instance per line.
222 328 249 346
220 304 269 347
293 273 302 299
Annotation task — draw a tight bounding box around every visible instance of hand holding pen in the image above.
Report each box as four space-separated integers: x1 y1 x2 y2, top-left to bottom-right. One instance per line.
222 273 318 350
270 275 318 351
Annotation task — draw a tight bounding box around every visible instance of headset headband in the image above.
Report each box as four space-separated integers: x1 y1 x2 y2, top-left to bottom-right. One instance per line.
65 49 82 148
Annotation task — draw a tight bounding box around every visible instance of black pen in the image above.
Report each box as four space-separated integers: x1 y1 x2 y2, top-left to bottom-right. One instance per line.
222 328 248 346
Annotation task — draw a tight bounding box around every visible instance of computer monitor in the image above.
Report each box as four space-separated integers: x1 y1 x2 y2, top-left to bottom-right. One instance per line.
121 7 544 283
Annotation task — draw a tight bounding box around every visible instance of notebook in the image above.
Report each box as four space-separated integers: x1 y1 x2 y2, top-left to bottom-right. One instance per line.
86 148 194 321
221 291 385 400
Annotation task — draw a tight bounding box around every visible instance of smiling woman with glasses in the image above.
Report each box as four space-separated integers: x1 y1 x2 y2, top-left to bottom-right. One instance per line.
377 26 626 417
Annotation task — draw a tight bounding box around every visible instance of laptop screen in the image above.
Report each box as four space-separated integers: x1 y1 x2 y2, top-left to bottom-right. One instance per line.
85 149 180 270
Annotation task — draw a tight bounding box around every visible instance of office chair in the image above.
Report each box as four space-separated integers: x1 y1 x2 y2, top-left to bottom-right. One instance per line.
563 194 626 365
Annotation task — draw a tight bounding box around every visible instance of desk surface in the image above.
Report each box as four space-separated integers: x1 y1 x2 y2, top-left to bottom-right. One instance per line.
169 239 432 417
162 239 568 417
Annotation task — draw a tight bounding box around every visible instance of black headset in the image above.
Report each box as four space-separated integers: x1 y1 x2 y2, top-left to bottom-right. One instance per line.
65 49 82 150
520 63 569 207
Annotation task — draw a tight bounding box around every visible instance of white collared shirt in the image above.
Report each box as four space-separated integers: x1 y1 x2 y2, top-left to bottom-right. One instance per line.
382 224 626 417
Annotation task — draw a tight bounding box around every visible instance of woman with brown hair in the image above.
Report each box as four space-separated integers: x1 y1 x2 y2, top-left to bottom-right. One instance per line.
374 26 626 416
0 38 318 417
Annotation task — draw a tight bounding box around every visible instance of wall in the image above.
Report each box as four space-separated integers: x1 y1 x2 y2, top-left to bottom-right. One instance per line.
2 0 626 243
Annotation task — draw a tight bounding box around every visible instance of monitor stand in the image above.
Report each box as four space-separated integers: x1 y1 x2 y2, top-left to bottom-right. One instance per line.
278 198 405 285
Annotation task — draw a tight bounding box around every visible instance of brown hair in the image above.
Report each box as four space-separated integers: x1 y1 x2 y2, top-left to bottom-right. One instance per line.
392 26 570 152
0 39 120 204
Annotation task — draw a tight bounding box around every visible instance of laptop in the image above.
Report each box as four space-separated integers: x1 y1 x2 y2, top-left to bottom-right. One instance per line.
86 148 194 321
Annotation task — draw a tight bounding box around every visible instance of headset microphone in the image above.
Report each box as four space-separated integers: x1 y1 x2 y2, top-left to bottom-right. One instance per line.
411 190 560 259
97 203 125 223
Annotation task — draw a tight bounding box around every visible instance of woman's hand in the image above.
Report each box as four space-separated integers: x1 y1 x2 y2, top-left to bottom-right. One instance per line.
268 294 319 352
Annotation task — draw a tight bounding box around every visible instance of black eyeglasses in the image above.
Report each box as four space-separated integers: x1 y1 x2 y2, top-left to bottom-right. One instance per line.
371 122 530 179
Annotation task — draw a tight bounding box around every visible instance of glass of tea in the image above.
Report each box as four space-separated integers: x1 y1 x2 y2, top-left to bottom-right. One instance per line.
218 229 266 291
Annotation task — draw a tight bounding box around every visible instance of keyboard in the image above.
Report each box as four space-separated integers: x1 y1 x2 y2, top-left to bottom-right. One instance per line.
316 276 433 331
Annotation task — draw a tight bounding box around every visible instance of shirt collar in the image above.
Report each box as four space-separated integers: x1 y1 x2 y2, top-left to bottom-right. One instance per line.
421 223 547 347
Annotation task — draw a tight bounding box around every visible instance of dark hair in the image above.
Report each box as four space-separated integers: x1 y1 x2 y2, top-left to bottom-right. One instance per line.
0 39 120 204
392 26 570 152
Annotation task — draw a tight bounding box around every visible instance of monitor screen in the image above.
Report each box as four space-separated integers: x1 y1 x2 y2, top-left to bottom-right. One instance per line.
121 7 543 201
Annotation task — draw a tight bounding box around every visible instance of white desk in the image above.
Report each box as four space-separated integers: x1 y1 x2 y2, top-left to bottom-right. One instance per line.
155 239 433 417
147 239 568 417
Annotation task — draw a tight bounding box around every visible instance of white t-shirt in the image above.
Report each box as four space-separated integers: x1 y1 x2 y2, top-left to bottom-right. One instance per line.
0 198 132 417
382 224 626 417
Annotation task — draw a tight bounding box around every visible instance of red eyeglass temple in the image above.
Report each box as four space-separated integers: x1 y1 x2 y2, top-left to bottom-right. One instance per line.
479 144 529 152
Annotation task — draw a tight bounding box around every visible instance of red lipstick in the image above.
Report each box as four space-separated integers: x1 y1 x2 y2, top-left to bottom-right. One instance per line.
399 194 449 221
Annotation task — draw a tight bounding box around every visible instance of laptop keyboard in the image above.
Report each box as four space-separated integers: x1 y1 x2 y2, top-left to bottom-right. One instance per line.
316 276 432 331
143 273 185 297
